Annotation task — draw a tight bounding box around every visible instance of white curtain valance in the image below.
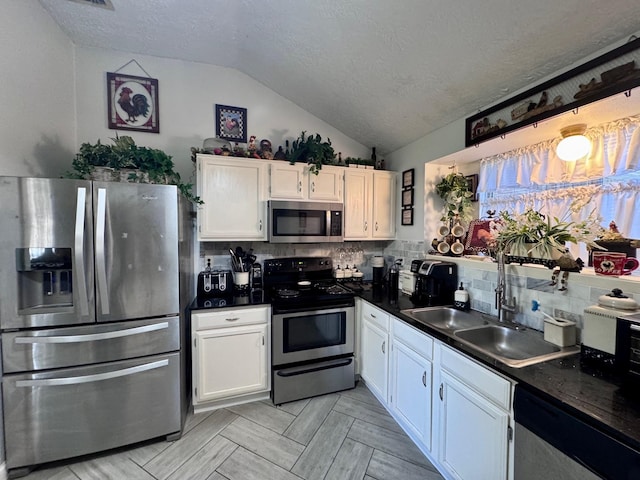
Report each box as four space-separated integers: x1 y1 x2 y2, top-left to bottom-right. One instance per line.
478 114 640 192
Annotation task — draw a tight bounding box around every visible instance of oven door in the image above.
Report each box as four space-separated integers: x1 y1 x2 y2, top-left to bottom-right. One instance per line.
272 306 354 366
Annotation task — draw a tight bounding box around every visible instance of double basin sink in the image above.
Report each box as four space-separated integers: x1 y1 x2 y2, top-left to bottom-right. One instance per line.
400 306 580 368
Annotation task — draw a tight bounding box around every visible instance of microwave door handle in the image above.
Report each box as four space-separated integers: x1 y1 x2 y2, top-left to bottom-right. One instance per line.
74 187 90 318
326 210 331 236
95 187 109 315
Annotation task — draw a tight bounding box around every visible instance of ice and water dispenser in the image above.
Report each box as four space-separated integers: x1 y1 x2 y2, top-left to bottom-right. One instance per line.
16 247 73 313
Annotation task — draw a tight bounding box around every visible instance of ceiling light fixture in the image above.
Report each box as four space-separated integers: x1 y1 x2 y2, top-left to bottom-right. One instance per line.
556 124 591 161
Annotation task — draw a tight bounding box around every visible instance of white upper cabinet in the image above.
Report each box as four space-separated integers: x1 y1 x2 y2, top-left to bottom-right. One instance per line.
344 169 396 240
197 155 267 241
269 163 307 199
269 163 343 202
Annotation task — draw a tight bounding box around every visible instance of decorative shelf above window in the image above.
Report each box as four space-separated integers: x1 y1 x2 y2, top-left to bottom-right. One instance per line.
465 37 640 147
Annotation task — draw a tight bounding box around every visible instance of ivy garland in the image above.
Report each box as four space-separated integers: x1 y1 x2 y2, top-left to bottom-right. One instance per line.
435 172 474 223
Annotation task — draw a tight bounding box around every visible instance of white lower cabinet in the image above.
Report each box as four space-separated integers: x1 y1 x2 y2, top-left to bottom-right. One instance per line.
360 301 390 403
390 318 433 452
191 306 270 410
435 343 513 480
358 304 514 480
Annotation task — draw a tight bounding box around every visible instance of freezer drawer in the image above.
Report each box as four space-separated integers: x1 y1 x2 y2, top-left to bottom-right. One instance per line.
2 316 180 373
3 352 181 472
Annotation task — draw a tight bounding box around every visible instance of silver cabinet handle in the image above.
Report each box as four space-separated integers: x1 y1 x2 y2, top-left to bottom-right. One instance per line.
15 322 168 344
95 188 109 315
370 313 376 318
381 341 385 354
16 359 168 387
375 222 379 231
311 181 315 192
74 187 90 317
422 371 427 387
225 317 240 322
439 383 444 401
298 181 302 192
364 221 368 231
259 219 263 231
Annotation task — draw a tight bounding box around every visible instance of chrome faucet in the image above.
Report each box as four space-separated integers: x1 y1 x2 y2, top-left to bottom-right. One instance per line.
495 251 517 323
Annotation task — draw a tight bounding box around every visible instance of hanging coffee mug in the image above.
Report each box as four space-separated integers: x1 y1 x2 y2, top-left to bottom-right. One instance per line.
438 225 450 237
593 252 640 276
451 239 465 255
451 224 465 238
437 241 450 254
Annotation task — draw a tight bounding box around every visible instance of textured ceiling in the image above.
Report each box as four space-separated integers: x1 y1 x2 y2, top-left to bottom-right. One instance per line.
39 0 640 155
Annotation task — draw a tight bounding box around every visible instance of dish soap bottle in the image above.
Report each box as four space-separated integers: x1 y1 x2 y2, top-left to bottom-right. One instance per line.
454 282 470 310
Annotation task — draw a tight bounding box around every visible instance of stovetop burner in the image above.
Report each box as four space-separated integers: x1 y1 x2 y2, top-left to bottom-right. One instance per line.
276 288 300 298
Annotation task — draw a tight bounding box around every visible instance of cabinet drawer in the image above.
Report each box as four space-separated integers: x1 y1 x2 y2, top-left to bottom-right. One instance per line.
192 306 269 331
362 301 389 331
392 318 433 360
440 344 512 410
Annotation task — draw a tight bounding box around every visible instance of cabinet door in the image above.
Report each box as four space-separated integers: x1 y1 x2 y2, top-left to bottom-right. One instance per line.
344 169 371 239
309 166 343 202
372 171 396 239
193 323 268 404
197 156 266 240
437 370 510 480
391 339 432 451
269 163 307 199
360 318 389 403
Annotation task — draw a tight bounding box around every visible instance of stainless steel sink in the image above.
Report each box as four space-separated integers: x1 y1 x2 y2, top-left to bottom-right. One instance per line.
400 307 489 331
400 307 579 368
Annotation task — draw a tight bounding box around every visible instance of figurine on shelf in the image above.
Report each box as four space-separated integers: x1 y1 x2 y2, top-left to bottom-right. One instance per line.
248 135 257 154
259 139 273 160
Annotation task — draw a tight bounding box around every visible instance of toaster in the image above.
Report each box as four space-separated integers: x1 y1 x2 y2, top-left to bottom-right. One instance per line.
197 269 233 297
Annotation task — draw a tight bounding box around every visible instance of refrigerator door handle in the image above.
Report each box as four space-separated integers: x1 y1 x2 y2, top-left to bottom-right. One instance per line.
15 359 168 388
95 187 110 315
74 187 90 317
14 322 169 344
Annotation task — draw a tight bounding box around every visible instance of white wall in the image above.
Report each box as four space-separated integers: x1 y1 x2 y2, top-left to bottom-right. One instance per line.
74 47 370 185
0 1 76 178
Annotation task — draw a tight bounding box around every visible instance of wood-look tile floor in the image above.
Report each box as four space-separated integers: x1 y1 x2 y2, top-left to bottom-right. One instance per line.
18 382 444 480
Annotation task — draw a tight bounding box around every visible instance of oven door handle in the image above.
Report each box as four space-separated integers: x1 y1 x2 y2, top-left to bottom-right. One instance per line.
276 357 353 377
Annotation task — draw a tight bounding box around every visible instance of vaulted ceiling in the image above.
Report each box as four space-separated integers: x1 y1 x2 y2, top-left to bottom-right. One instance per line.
39 0 640 154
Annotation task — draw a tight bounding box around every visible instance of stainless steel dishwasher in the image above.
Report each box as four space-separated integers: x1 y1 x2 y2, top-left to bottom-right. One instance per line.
514 386 640 479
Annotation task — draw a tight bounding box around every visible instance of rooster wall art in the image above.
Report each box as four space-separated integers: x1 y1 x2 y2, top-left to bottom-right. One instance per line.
107 72 160 133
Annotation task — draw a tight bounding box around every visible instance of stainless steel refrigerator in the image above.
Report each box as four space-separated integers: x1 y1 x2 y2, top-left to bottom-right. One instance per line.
0 177 194 478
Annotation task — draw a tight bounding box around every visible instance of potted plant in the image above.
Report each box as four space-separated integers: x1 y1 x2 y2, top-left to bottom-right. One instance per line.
435 172 474 224
492 208 604 261
287 131 336 174
66 135 202 204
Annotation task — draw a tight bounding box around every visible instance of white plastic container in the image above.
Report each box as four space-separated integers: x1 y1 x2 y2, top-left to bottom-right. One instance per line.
543 317 576 347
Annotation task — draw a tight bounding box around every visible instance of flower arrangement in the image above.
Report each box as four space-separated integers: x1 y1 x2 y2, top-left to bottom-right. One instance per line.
492 208 605 259
435 172 474 223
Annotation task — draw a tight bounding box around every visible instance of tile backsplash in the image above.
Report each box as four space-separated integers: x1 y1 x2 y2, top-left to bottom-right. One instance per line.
199 241 393 280
384 240 640 336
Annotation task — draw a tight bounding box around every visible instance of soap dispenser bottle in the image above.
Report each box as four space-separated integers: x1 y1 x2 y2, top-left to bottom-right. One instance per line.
454 282 470 310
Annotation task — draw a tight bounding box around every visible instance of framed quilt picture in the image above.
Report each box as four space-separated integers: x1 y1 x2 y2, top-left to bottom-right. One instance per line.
107 72 159 133
215 104 247 143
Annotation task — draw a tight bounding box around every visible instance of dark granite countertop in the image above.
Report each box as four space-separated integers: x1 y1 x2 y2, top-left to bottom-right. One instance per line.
190 289 269 310
357 287 640 453
188 284 640 452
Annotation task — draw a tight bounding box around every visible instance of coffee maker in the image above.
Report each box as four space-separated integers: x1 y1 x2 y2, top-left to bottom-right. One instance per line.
411 260 458 307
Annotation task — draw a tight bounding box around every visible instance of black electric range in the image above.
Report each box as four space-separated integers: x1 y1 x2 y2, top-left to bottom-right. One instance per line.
263 257 355 313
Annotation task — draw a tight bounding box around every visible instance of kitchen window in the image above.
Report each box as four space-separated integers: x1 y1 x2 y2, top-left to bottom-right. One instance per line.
478 115 640 261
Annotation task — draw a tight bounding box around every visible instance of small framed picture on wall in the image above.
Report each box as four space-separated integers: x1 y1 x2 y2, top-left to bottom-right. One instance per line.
402 188 414 207
402 168 415 188
401 208 414 226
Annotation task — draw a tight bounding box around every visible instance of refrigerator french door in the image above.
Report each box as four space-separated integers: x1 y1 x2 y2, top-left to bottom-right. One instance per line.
0 177 187 477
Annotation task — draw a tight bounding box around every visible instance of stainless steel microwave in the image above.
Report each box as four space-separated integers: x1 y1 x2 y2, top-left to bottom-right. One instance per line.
268 200 343 243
